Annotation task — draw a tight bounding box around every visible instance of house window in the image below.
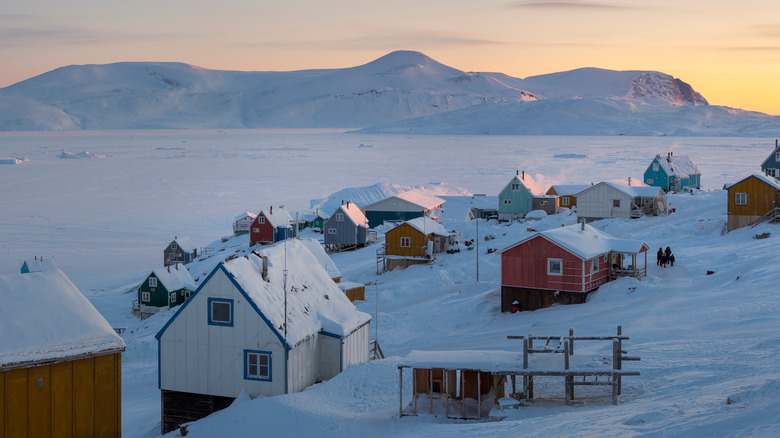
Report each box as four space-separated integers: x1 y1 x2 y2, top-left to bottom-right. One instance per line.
170 292 177 303
335 213 344 222
591 257 599 273
547 258 563 275
171 242 178 250
652 163 659 172
141 292 151 302
149 277 157 287
244 350 271 381
540 200 548 206
735 192 747 205
503 199 512 205
613 199 621 208
776 152 780 161
328 228 337 234
511 183 520 191
561 197 570 206
185 291 192 299
208 298 233 326
253 227 260 233
646 178 654 184
400 237 411 247
168 253 176 261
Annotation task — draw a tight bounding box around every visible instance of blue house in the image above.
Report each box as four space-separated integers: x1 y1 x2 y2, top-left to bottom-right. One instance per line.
760 139 780 179
643 153 701 192
498 170 544 221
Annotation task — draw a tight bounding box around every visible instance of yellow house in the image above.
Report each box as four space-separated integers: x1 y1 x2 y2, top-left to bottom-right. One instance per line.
0 270 125 438
546 184 591 209
727 173 780 232
383 217 456 270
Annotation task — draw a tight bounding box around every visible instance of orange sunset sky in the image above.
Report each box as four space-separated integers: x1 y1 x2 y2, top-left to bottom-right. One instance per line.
2 0 779 115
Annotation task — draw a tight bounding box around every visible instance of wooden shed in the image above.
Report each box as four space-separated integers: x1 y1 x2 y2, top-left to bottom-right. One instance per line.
157 240 371 434
643 152 701 192
364 190 445 228
164 236 198 267
498 171 545 221
0 270 125 437
233 211 257 235
249 206 294 245
383 216 456 270
576 181 666 222
546 185 591 209
499 222 649 312
134 264 197 319
726 173 780 231
323 201 370 250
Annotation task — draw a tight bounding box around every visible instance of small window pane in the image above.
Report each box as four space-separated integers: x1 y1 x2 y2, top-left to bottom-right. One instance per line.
211 301 231 324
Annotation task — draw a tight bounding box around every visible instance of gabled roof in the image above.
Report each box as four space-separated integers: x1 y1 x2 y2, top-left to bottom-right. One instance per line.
259 207 293 228
158 240 370 347
0 270 125 368
172 236 196 252
760 145 780 169
728 173 780 191
397 216 449 236
150 265 197 292
653 154 700 178
547 184 592 196
363 190 445 211
333 203 369 228
234 211 257 222
298 237 342 280
21 257 57 273
500 223 649 260
503 173 544 196
580 181 664 199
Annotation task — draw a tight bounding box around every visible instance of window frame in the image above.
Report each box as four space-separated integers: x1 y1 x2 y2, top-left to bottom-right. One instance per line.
208 298 234 327
327 228 337 235
149 277 158 287
170 292 177 303
612 199 621 208
244 350 272 381
591 257 599 273
335 213 345 222
258 216 266 224
775 152 780 162
171 242 178 251
561 197 570 206
141 291 151 302
511 183 520 192
400 236 411 247
652 163 659 172
735 192 747 206
503 199 512 205
547 258 563 276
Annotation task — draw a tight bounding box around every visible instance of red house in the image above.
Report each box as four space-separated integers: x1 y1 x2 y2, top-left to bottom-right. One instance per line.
499 222 649 312
249 206 294 246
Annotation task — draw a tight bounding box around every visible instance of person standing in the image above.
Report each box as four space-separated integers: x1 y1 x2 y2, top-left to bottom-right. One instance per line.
669 253 675 267
665 246 672 261
660 253 667 268
657 247 663 265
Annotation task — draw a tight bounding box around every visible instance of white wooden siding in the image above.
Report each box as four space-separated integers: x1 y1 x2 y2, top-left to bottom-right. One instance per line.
577 184 632 219
342 324 370 371
318 335 341 380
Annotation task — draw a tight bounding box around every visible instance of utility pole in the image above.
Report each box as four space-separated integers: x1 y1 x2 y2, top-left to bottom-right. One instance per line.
476 217 479 282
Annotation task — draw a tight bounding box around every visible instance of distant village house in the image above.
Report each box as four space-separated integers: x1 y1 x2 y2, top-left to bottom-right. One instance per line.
323 201 370 251
233 212 257 235
249 206 294 245
133 264 197 319
726 173 780 232
575 181 666 222
363 190 445 228
498 171 544 221
164 236 198 267
644 152 701 192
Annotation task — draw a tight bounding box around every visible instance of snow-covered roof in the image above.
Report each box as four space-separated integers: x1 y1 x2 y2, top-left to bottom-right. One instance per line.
333 202 369 227
337 281 365 291
221 240 370 346
729 173 780 191
395 190 445 210
0 270 125 368
654 154 700 178
602 181 664 198
21 257 57 273
548 184 592 196
400 216 449 236
234 211 257 222
173 236 196 252
299 210 330 222
150 265 197 292
259 206 293 228
506 173 544 196
500 223 649 259
298 237 342 280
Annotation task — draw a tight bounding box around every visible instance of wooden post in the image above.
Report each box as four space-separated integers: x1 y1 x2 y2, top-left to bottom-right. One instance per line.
461 371 466 418
511 375 516 398
523 338 529 369
612 339 619 405
445 370 449 418
617 325 623 395
612 374 618 405
429 369 433 414
569 328 574 354
413 369 417 415
399 368 403 417
564 341 570 370
565 375 571 406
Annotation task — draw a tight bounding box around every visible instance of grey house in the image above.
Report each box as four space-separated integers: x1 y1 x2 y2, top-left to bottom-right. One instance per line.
163 236 198 266
323 202 370 250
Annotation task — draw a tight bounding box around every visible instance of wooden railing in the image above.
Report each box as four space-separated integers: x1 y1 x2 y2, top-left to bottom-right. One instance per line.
749 207 780 228
370 340 385 360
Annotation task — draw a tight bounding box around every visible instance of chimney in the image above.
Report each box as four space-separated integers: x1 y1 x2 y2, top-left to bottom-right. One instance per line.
581 219 586 230
516 170 519 176
270 205 273 214
628 177 632 186
522 170 525 179
261 256 269 281
341 200 344 205
347 201 350 208
167 265 170 273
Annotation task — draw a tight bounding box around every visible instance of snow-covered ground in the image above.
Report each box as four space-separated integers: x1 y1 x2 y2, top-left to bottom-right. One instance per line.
2 131 779 436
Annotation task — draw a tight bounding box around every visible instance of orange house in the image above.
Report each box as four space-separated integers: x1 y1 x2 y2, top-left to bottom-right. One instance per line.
727 173 780 232
0 270 125 438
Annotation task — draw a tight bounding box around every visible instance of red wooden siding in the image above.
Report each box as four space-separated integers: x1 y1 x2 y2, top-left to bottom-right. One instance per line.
501 235 609 293
249 214 274 245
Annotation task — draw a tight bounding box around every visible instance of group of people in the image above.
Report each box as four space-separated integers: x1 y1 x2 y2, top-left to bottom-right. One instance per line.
657 246 675 268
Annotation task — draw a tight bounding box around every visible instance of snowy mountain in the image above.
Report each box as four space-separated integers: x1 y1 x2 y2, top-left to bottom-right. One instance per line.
1 50 777 135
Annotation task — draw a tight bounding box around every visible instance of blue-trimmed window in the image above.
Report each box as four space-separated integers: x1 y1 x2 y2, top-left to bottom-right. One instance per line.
244 350 271 381
208 298 233 326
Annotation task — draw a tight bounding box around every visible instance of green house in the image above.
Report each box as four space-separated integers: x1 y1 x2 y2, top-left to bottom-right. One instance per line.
135 265 197 319
298 210 330 231
498 171 544 221
643 153 701 192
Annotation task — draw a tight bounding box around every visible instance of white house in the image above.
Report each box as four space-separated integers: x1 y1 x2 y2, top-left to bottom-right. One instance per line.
576 181 666 222
233 211 257 235
156 239 371 433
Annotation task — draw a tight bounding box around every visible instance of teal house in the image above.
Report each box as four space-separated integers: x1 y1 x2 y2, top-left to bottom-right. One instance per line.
644 152 701 192
498 171 544 221
134 264 197 319
760 139 780 179
363 190 445 228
